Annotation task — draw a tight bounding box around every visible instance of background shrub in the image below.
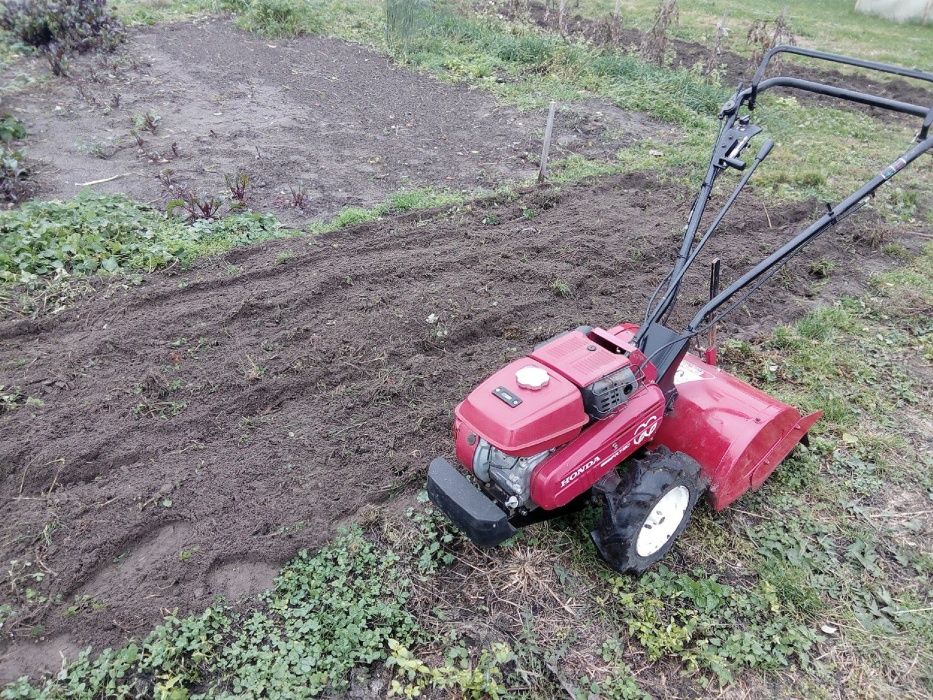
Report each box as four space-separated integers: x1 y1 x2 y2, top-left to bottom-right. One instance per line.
0 0 124 54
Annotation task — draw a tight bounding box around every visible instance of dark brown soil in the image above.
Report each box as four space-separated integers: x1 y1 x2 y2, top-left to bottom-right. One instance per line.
0 170 922 681
3 17 670 224
509 1 933 119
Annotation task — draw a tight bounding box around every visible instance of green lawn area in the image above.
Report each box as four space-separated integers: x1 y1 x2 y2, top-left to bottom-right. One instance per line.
573 0 933 68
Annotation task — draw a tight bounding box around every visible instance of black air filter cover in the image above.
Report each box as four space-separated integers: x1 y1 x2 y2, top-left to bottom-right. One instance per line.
581 367 638 419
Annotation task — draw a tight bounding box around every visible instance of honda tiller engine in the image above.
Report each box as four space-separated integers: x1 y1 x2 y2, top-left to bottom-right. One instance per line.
427 46 933 573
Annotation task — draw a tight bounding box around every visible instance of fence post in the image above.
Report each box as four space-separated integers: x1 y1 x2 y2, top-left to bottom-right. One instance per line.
538 101 557 184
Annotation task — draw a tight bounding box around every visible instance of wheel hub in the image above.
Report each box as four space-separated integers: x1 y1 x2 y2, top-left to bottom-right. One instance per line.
635 485 690 557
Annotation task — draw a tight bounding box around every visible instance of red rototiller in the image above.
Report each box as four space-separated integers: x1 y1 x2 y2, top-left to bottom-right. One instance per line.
427 46 933 573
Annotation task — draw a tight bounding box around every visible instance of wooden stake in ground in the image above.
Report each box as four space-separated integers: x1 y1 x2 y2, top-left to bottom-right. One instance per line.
538 101 557 184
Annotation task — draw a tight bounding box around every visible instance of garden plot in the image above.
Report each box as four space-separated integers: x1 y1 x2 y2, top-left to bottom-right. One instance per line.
0 170 919 681
4 17 669 224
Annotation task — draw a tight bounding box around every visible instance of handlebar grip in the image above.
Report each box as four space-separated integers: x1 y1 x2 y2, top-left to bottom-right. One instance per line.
756 139 774 160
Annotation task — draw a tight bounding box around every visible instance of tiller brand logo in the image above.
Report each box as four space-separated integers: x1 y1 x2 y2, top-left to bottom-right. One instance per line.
559 455 601 489
633 415 659 445
558 413 661 489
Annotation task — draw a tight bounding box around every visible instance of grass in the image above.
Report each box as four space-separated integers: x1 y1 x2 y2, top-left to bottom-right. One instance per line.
569 0 933 68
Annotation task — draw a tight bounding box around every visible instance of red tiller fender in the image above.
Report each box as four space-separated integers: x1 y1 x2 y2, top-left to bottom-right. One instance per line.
651 352 821 510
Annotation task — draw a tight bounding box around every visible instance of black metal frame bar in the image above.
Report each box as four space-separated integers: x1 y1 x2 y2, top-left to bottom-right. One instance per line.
634 45 933 387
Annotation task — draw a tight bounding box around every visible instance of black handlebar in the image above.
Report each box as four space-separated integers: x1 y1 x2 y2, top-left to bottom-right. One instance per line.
750 45 933 103
743 77 929 118
636 45 933 389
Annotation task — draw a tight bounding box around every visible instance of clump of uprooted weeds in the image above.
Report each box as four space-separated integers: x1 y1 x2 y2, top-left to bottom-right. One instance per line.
0 0 124 76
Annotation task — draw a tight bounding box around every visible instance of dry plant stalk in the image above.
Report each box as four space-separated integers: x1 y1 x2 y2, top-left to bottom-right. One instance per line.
705 16 728 75
640 0 679 66
558 0 568 36
746 8 797 68
599 0 624 46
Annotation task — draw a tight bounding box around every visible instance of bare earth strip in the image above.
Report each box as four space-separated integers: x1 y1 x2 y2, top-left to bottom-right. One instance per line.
5 17 670 224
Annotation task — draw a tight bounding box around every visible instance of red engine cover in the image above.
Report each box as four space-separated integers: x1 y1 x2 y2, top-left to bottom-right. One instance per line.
455 358 588 457
530 330 630 386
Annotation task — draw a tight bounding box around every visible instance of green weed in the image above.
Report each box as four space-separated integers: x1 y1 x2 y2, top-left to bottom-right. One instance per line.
387 639 513 699
550 278 572 298
0 384 24 413
3 529 416 698
133 400 186 419
0 194 285 287
611 566 819 683
274 249 294 265
0 114 28 202
230 0 324 38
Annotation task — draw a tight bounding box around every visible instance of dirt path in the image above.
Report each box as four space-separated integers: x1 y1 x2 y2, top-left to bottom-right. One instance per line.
0 170 922 680
5 17 668 224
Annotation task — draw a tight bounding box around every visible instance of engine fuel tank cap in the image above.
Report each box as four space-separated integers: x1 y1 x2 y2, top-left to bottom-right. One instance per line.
515 365 550 390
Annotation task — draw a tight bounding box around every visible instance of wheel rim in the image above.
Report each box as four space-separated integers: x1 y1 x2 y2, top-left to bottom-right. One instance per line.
635 485 690 557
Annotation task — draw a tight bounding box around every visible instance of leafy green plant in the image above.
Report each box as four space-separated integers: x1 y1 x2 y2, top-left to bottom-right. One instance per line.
807 257 835 279
387 639 514 699
401 500 459 575
132 111 160 134
0 193 176 284
0 194 287 289
3 529 416 698
0 115 28 202
550 278 572 298
612 566 819 683
0 148 28 202
0 385 21 412
0 116 26 145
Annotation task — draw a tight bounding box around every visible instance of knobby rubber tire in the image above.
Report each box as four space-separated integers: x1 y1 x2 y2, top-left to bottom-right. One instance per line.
590 447 706 575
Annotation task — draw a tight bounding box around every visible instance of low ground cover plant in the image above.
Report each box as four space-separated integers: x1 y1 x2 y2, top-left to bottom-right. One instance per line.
0 115 28 203
0 530 416 699
0 193 284 286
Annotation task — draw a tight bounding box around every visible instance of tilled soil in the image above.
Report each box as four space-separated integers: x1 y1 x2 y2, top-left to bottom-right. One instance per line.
0 171 921 680
4 17 669 224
